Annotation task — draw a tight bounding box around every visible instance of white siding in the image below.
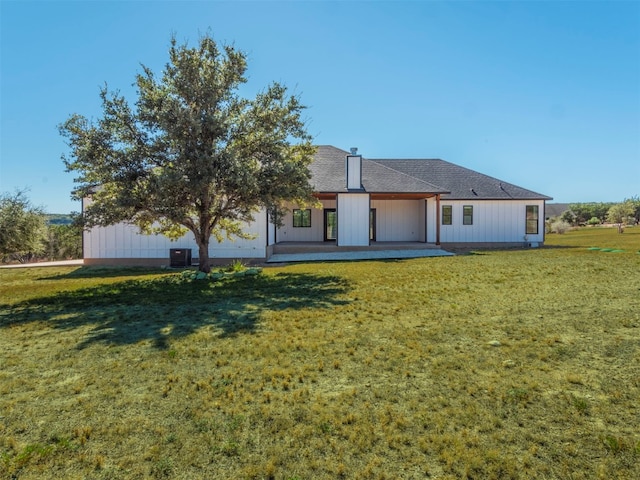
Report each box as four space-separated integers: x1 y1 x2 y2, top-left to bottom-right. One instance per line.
370 199 423 242
267 214 276 246
337 193 370 246
426 199 546 244
84 211 269 260
426 198 437 243
347 155 362 189
277 200 336 242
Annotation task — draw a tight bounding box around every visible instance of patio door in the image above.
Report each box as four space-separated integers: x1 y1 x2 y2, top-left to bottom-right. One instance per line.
324 209 337 241
370 208 376 241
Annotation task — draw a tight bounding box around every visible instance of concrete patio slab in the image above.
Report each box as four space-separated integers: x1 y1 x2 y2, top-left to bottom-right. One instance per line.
267 249 454 263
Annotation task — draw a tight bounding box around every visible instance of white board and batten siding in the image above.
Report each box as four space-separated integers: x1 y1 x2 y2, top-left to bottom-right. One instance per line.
425 199 546 244
84 211 269 262
371 199 423 242
418 200 427 242
277 200 336 242
266 219 277 246
337 193 370 246
346 155 362 190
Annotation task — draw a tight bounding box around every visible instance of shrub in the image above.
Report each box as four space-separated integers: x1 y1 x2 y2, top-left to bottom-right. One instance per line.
550 220 571 234
586 217 600 226
227 259 246 273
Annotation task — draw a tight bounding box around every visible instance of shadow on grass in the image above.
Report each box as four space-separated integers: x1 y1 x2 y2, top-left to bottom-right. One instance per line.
39 266 173 280
0 272 350 349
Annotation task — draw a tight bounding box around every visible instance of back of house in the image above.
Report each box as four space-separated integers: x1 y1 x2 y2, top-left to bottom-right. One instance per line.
83 145 552 266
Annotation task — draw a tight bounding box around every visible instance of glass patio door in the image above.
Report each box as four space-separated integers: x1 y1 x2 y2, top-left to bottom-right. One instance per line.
370 208 376 241
324 209 337 241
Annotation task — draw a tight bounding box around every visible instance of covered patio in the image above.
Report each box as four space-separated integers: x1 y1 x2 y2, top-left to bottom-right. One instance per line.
267 241 453 263
267 243 453 263
272 241 441 255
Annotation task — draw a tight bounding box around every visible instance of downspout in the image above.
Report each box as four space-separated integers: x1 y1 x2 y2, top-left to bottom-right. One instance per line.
436 194 441 246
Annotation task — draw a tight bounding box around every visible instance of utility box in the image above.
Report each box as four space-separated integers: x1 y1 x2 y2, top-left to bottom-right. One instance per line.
170 248 192 267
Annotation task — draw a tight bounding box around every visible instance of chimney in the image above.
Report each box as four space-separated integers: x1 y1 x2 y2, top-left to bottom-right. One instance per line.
346 148 362 190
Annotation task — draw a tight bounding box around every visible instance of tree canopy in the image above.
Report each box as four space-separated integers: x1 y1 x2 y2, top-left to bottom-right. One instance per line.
60 34 316 272
626 196 640 224
0 190 47 263
562 202 614 225
560 199 639 227
0 192 82 264
606 201 635 232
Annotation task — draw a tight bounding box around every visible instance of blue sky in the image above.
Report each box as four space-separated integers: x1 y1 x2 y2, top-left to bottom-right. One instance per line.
1 0 639 213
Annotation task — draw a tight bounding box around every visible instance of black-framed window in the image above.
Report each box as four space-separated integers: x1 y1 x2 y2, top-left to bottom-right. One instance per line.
526 205 539 234
463 205 473 225
442 205 452 225
293 209 311 228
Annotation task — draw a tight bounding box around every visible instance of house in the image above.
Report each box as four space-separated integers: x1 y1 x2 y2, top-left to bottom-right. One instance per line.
82 146 552 265
545 203 570 220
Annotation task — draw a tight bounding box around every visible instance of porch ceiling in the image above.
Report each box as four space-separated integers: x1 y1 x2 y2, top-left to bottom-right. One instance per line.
315 193 437 200
371 193 436 200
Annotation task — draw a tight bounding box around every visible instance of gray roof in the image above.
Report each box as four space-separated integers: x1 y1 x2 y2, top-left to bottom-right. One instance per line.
310 146 447 194
546 203 570 218
375 159 552 200
311 146 552 200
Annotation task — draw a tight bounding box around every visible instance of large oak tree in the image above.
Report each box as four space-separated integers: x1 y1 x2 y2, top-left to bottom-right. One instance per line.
61 35 316 272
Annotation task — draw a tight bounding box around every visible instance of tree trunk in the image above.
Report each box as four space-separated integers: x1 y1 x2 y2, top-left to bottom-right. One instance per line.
197 239 211 273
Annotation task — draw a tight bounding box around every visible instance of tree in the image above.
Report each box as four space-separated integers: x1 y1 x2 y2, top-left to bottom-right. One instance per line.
0 190 47 263
60 35 316 272
560 209 577 225
625 196 640 224
606 201 635 232
44 219 83 260
567 202 613 225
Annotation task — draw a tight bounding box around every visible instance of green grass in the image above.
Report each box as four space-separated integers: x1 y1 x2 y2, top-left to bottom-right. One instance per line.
1 228 639 479
545 224 640 251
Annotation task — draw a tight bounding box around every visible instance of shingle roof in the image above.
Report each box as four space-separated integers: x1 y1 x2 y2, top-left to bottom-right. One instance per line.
310 146 447 194
376 159 552 200
545 203 570 218
310 146 552 200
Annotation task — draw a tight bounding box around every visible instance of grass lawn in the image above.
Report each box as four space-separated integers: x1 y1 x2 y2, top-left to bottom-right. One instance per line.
1 227 639 479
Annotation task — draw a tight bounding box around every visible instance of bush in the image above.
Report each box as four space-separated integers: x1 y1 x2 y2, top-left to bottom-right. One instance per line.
227 259 246 273
550 220 571 234
587 217 600 226
44 222 82 260
0 190 47 263
178 266 262 283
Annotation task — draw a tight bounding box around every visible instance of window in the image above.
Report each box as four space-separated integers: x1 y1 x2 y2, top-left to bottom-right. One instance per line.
526 205 539 234
293 209 311 228
463 206 473 225
442 205 452 225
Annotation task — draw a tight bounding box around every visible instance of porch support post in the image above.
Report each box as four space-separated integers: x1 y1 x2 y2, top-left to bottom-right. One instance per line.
266 209 270 246
273 211 277 244
436 194 441 245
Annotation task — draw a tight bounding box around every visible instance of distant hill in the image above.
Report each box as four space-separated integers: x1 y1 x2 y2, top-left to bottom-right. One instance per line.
45 214 75 225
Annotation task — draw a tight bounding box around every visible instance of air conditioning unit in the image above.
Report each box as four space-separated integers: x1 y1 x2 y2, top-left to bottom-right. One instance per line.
169 248 192 267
